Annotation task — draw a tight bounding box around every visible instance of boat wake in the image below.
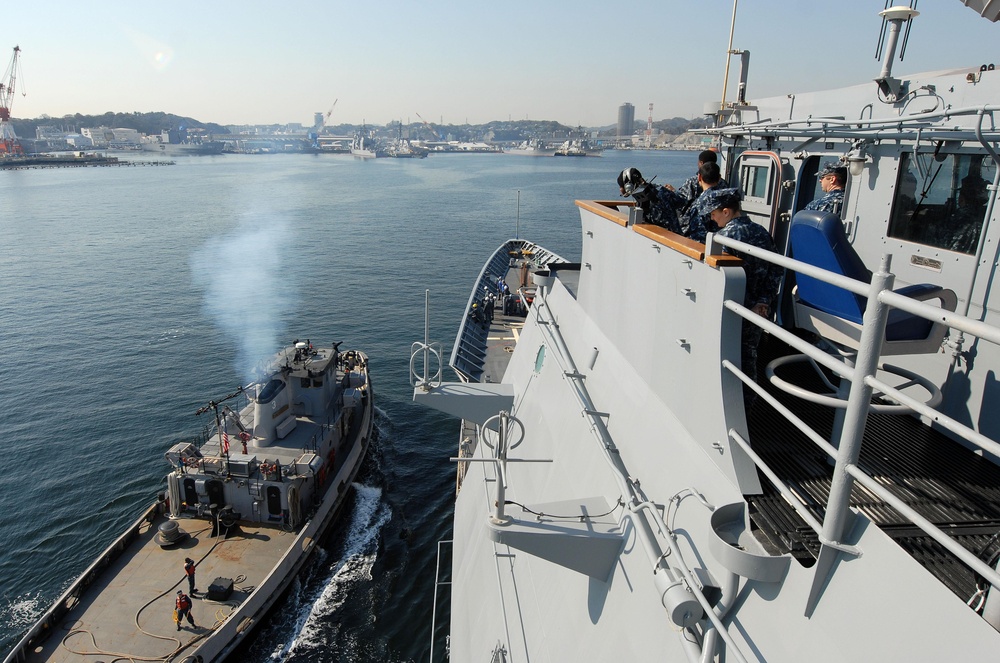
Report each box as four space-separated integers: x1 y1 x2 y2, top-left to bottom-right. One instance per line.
269 483 391 661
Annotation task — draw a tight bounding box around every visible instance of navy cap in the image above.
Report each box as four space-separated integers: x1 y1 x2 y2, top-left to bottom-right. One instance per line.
702 187 743 212
818 161 848 179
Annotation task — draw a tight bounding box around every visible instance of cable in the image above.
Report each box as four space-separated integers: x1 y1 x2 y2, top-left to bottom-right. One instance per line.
503 497 624 521
57 522 246 662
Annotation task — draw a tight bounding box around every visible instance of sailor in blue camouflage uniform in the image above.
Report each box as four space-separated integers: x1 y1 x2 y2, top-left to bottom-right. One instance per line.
683 162 726 242
804 162 847 214
668 150 730 212
618 167 685 234
706 188 783 406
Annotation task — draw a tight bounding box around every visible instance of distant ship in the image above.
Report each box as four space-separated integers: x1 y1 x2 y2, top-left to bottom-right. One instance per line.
411 4 1000 662
6 340 374 663
554 139 601 157
140 141 224 156
386 139 427 158
504 138 556 156
141 129 224 156
351 127 386 158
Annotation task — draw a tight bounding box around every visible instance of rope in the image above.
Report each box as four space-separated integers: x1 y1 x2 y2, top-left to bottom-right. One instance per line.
57 522 246 662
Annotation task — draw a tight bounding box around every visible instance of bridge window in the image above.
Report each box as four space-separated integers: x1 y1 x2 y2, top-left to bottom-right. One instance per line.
741 163 772 203
887 152 992 254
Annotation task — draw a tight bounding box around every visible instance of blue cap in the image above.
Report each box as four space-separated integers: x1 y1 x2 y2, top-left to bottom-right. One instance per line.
702 187 743 211
818 161 847 178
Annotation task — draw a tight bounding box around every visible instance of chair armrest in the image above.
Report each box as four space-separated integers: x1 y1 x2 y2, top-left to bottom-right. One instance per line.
894 284 958 312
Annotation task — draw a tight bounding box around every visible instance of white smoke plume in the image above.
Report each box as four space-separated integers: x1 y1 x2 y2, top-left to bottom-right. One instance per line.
191 213 296 382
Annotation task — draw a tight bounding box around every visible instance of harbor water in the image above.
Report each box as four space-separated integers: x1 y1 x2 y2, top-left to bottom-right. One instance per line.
0 148 693 662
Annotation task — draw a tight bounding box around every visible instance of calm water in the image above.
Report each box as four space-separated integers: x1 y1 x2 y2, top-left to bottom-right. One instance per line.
0 149 692 662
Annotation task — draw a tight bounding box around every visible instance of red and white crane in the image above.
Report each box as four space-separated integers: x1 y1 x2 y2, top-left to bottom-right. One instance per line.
0 45 24 155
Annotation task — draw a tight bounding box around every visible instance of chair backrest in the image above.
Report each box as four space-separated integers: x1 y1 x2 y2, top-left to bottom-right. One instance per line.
789 210 872 324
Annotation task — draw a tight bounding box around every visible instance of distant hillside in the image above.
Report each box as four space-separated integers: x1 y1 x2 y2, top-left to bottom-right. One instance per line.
11 112 230 138
9 112 709 141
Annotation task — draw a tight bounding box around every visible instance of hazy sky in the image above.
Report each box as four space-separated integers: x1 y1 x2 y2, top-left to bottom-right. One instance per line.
3 1 998 128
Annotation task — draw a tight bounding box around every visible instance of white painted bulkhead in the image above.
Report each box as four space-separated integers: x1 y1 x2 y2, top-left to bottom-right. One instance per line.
449 205 1000 661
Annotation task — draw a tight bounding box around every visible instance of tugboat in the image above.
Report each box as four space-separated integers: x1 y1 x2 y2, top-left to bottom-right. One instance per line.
6 340 373 663
413 4 1000 662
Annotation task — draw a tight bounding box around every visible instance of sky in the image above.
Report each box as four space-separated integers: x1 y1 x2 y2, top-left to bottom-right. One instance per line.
3 1 998 129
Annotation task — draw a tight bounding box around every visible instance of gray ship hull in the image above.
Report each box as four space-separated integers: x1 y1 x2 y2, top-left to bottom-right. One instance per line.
141 141 224 156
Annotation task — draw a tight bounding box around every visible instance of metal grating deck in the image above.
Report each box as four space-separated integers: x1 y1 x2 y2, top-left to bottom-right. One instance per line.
746 335 1000 601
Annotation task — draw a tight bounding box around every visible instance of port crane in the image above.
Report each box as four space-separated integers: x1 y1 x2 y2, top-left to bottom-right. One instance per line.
310 99 338 149
322 99 338 129
415 112 442 141
0 45 25 155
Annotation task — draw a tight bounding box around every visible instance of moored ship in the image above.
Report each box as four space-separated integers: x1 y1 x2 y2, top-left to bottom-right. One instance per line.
413 4 1000 661
504 138 556 156
351 127 386 158
141 130 224 156
140 141 224 156
6 340 373 663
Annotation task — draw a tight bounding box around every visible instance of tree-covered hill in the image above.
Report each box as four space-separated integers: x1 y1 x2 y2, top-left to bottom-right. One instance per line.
11 112 230 138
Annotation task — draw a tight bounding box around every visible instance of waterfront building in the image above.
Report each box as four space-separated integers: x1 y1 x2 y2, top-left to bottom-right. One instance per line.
617 102 635 140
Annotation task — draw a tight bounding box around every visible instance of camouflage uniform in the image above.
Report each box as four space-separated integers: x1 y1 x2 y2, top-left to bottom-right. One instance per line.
676 175 702 207
804 188 844 214
619 167 685 234
938 204 983 254
633 184 685 234
676 174 730 209
714 208 783 394
682 182 726 242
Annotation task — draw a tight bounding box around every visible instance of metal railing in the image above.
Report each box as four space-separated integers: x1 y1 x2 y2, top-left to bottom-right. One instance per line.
429 539 452 663
710 231 1000 591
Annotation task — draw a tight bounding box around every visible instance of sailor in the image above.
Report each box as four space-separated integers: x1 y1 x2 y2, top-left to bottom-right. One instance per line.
682 161 726 242
705 188 783 400
665 149 730 212
174 590 196 631
805 162 847 214
938 176 988 254
184 557 197 594
617 167 685 234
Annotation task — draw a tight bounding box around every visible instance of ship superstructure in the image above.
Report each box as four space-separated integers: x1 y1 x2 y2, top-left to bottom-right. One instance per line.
413 5 1000 661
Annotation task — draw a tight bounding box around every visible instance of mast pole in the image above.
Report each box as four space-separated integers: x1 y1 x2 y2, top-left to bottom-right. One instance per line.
516 190 520 240
718 0 739 122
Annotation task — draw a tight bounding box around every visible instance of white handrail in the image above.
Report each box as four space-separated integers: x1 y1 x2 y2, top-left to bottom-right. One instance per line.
711 232 1000 594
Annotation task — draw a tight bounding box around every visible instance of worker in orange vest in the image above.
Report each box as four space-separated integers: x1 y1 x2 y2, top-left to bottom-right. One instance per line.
174 590 196 631
184 557 197 594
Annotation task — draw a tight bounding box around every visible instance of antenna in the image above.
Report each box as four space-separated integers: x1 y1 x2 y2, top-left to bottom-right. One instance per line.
718 0 740 123
646 103 653 148
874 4 920 102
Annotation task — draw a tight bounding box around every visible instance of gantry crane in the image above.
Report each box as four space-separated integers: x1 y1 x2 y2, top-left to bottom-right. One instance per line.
0 45 24 155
